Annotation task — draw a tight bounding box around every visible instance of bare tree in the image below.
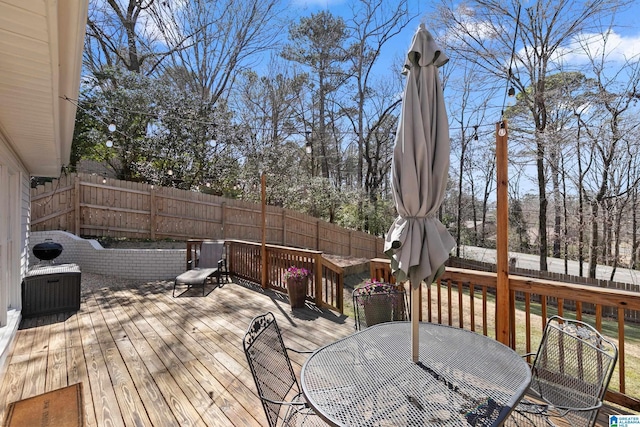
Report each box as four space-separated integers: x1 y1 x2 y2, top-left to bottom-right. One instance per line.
342 0 412 189
155 0 284 104
231 60 311 203
431 0 627 271
85 0 188 75
573 29 640 278
282 11 350 180
447 63 493 255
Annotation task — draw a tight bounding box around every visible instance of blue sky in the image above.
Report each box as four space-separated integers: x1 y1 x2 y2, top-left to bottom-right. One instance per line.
286 0 423 76
286 0 640 78
280 0 640 198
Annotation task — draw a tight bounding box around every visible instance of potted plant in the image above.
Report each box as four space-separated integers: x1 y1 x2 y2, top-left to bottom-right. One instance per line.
284 266 311 309
355 279 405 326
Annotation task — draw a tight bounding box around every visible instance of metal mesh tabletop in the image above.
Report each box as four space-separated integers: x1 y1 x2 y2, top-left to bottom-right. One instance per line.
301 322 531 427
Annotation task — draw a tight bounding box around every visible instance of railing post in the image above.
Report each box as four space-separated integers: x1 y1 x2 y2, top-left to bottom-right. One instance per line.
314 253 323 307
226 241 233 275
261 173 268 289
495 120 510 346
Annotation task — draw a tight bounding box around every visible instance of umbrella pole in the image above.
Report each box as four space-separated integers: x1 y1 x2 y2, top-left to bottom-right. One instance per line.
411 279 420 362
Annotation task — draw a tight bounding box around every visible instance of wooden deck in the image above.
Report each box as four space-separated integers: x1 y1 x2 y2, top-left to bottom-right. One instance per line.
0 275 629 426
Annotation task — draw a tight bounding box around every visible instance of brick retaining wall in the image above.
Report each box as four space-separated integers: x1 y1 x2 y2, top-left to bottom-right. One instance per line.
29 231 184 280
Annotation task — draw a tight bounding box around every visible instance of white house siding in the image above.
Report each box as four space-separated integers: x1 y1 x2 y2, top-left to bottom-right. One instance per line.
0 135 29 381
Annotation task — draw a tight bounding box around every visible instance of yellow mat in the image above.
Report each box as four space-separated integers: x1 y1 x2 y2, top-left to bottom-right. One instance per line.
4 383 83 427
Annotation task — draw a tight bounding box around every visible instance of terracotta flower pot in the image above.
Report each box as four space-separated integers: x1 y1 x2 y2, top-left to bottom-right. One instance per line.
287 277 308 309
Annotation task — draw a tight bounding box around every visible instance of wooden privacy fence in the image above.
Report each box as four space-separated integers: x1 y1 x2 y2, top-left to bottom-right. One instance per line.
31 173 385 259
223 240 344 313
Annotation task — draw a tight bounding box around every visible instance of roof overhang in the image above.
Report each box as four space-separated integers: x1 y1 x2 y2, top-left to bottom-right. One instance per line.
0 0 88 177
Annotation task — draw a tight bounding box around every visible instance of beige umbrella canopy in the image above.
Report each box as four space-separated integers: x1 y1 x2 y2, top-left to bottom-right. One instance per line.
384 24 456 363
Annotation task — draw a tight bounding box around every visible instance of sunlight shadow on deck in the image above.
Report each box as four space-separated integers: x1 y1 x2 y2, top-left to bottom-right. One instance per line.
232 277 349 325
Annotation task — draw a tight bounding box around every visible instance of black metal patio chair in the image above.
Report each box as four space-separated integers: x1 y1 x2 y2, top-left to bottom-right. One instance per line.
243 312 328 427
352 282 408 330
506 315 618 427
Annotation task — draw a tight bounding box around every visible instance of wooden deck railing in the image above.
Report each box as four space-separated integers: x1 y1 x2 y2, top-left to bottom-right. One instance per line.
218 240 344 313
371 259 640 412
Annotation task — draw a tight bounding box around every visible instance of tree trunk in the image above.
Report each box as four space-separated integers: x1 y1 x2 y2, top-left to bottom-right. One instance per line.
632 189 638 270
588 200 599 278
537 137 548 271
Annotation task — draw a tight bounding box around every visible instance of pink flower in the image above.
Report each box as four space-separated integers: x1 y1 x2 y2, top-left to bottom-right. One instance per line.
284 266 310 280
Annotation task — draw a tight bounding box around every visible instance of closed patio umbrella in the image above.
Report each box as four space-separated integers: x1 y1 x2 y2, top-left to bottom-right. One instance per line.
384 24 456 363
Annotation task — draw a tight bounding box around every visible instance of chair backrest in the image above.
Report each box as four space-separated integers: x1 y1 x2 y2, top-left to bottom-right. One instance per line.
352 282 407 330
243 312 299 427
531 315 618 427
197 241 223 268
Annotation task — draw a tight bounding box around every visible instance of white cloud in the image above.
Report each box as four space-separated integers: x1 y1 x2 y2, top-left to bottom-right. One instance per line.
289 0 345 8
554 30 640 65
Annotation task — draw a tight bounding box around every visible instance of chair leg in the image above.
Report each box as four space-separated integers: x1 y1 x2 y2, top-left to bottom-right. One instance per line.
173 280 178 297
216 270 224 288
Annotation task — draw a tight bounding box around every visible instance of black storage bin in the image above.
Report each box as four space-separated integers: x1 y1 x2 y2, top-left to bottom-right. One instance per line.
22 264 81 317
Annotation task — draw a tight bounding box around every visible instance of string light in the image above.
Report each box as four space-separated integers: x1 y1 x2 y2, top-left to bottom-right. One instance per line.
498 121 507 137
62 95 505 147
508 87 516 97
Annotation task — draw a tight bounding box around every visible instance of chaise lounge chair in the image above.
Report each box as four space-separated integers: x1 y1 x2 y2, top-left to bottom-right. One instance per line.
173 241 228 297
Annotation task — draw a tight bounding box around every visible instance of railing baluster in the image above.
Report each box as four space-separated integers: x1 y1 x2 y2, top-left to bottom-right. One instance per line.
576 301 582 321
525 293 531 360
557 297 564 317
482 286 488 336
618 306 626 394
437 281 442 324
447 280 453 326
458 281 464 329
469 284 475 332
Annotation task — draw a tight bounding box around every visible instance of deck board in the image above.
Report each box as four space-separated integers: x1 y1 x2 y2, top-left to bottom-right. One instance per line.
0 275 632 426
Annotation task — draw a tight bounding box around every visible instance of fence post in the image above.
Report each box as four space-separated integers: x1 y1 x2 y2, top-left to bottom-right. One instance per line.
282 210 286 245
349 231 353 257
150 187 156 239
316 220 320 251
74 175 80 236
221 202 226 239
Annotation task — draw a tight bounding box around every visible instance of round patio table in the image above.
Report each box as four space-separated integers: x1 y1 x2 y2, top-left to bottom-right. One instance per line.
301 322 531 426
